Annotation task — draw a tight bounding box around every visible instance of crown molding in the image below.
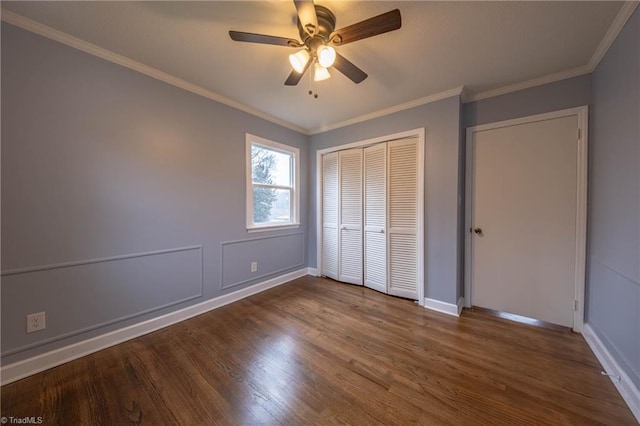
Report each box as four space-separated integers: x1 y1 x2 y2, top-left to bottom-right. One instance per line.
0 10 309 135
309 86 464 135
463 1 638 104
462 66 591 103
3 2 637 132
588 1 639 71
4 8 457 136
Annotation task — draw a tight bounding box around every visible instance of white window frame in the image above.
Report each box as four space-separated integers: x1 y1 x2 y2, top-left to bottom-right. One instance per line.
246 133 300 232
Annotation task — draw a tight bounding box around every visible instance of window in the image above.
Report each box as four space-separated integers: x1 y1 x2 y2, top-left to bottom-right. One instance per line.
246 134 300 231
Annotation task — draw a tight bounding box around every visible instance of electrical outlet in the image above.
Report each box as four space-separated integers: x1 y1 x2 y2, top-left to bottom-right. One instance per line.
26 312 46 333
251 261 258 272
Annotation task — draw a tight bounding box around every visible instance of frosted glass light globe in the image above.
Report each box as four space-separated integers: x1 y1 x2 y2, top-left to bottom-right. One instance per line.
317 45 336 68
289 50 310 73
313 63 331 81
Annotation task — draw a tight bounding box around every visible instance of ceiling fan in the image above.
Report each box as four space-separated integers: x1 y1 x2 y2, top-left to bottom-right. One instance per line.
229 0 401 86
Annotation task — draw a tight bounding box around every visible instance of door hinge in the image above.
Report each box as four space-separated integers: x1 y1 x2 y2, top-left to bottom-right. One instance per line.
577 128 581 140
573 299 578 311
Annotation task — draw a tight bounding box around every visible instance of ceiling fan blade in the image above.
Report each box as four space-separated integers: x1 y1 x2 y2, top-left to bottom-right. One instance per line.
284 59 312 86
229 31 301 47
333 53 368 84
330 9 401 46
294 0 318 36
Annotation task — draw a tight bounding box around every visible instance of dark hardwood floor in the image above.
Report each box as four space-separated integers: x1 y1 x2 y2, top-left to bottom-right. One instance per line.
1 276 635 425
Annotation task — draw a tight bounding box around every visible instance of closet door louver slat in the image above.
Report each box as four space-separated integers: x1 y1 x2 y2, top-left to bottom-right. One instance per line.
321 136 419 301
364 144 387 293
338 149 363 285
322 152 339 280
388 139 418 299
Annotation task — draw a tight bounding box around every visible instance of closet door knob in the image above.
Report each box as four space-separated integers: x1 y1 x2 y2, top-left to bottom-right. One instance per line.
474 228 483 235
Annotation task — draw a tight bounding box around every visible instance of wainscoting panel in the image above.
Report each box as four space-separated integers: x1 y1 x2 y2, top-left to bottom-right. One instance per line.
1 246 203 356
221 233 304 289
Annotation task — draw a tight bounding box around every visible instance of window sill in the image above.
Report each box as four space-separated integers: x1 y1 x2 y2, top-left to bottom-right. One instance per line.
247 223 301 233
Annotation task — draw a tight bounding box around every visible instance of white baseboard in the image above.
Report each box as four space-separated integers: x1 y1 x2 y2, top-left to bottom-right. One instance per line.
307 267 318 276
424 297 462 317
0 268 310 386
583 324 640 423
457 297 465 316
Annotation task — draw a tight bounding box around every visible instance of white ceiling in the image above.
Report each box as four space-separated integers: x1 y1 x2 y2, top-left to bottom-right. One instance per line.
1 1 629 134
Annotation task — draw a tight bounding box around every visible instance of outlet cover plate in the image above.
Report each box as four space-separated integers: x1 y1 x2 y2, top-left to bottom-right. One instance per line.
26 312 46 333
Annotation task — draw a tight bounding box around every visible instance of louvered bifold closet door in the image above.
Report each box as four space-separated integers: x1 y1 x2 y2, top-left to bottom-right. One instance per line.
322 152 339 280
338 148 363 285
387 138 419 299
363 144 387 293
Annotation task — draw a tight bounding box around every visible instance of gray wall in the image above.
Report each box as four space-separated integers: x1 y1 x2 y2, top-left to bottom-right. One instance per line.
588 7 639 390
309 96 463 304
457 99 465 301
3 7 637 386
1 23 309 363
462 9 639 390
463 74 592 128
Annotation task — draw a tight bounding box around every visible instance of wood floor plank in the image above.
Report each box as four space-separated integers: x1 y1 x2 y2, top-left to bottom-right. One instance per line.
1 276 636 425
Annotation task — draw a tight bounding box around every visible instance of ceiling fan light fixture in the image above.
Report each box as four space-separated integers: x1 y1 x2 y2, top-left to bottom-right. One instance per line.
289 49 310 73
230 2 402 86
317 45 336 68
313 62 331 82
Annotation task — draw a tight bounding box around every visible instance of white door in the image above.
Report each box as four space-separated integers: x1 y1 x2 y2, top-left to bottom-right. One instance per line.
338 148 363 285
387 139 419 300
471 115 579 327
319 132 424 302
363 144 387 293
322 152 339 280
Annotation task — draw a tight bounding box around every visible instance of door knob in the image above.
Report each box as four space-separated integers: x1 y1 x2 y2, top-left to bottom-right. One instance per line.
474 228 483 235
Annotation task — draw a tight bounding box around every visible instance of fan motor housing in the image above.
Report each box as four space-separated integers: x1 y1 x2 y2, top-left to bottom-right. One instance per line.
297 5 336 45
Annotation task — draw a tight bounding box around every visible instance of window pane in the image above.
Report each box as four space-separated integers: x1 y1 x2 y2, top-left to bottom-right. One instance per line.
251 145 292 187
253 187 292 224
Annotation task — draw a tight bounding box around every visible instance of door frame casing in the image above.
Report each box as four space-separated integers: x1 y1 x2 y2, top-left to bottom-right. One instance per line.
315 128 425 305
464 106 588 332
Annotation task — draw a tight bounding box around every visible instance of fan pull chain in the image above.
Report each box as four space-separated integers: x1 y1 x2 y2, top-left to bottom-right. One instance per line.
307 63 319 99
